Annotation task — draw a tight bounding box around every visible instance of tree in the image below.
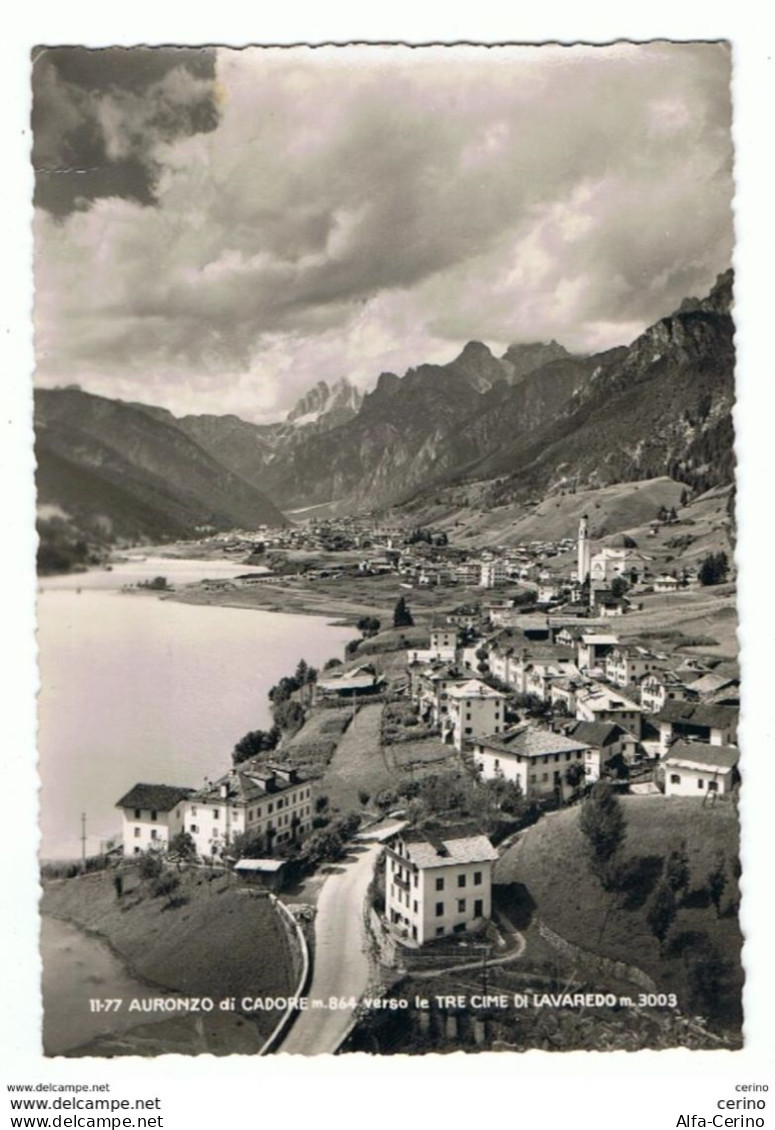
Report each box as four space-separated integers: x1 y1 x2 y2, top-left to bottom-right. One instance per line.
699 552 730 586
393 596 414 628
578 782 627 889
665 839 691 899
168 831 197 864
358 789 371 807
137 851 163 882
324 657 343 671
230 829 268 860
272 698 305 735
707 854 727 917
233 727 280 765
610 575 628 598
565 762 586 791
647 883 677 952
357 617 381 638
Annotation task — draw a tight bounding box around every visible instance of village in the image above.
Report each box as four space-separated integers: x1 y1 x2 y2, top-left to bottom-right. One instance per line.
86 486 742 1055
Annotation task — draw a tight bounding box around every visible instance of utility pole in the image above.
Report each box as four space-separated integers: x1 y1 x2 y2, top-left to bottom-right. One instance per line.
80 812 87 873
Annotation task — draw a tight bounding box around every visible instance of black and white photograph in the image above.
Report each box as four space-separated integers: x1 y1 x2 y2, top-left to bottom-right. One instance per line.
29 41 748 1061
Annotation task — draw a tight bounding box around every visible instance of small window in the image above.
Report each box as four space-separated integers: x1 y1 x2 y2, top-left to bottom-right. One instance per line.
213 809 219 820
670 774 681 785
413 901 418 914
457 899 466 913
457 874 466 888
150 829 158 840
150 810 157 821
191 805 197 816
474 871 482 885
134 808 141 820
465 727 473 735
435 902 444 917
697 779 705 789
494 759 500 769
708 781 719 793
436 877 444 892
190 824 199 833
133 827 141 838
436 926 445 937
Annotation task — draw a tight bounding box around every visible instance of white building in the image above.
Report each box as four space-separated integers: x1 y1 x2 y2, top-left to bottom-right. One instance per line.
183 763 314 859
384 825 498 945
430 625 459 651
564 720 641 782
656 703 738 755
444 679 507 750
663 741 739 797
605 646 660 688
653 574 680 593
575 683 642 736
473 724 589 801
576 632 620 673
116 783 193 856
479 557 509 588
640 672 693 715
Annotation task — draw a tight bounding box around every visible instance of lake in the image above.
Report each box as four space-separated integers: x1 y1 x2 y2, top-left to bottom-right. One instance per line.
37 559 354 859
40 915 181 1055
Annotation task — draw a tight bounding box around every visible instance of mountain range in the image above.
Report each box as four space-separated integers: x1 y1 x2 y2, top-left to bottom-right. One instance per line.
34 270 735 543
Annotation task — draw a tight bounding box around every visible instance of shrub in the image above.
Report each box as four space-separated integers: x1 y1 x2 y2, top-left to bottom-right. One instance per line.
150 874 181 904
137 852 164 882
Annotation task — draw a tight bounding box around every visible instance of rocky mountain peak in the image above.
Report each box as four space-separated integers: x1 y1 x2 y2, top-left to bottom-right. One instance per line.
286 378 363 428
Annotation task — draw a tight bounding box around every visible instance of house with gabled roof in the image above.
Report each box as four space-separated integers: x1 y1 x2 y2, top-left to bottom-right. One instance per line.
444 678 507 751
563 719 640 782
384 823 498 945
576 632 620 673
575 683 643 736
656 702 738 755
182 762 314 860
640 671 694 715
473 724 589 800
116 783 194 856
662 741 739 797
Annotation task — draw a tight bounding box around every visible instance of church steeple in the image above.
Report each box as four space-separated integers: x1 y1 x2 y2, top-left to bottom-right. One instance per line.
577 514 591 584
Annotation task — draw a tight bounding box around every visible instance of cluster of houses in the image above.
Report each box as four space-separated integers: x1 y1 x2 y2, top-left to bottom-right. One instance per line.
405 615 739 805
116 761 315 866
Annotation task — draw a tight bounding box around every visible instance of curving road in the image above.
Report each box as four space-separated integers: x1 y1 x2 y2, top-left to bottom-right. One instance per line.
278 820 403 1056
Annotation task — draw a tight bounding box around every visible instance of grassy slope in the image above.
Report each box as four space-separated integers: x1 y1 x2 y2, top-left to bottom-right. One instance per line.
495 795 742 1025
318 702 393 812
42 868 295 1039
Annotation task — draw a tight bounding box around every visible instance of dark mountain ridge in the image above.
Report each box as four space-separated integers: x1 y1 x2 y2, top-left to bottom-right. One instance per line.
35 388 287 542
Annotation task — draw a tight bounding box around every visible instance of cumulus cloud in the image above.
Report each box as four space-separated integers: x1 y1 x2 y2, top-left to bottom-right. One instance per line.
33 42 734 421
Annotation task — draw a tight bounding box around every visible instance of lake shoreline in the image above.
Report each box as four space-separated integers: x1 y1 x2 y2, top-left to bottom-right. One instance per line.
41 870 296 1057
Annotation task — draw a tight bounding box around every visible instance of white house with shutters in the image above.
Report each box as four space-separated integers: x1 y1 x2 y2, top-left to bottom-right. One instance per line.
473 724 589 800
444 678 507 751
116 783 193 856
662 741 739 797
384 825 498 945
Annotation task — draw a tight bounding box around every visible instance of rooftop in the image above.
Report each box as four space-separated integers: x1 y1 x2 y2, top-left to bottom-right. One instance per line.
390 824 498 869
663 741 739 772
116 783 194 812
658 702 739 729
447 679 506 700
565 720 632 747
476 724 589 759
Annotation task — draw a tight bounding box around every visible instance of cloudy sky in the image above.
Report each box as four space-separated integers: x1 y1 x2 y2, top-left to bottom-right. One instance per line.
32 43 734 423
